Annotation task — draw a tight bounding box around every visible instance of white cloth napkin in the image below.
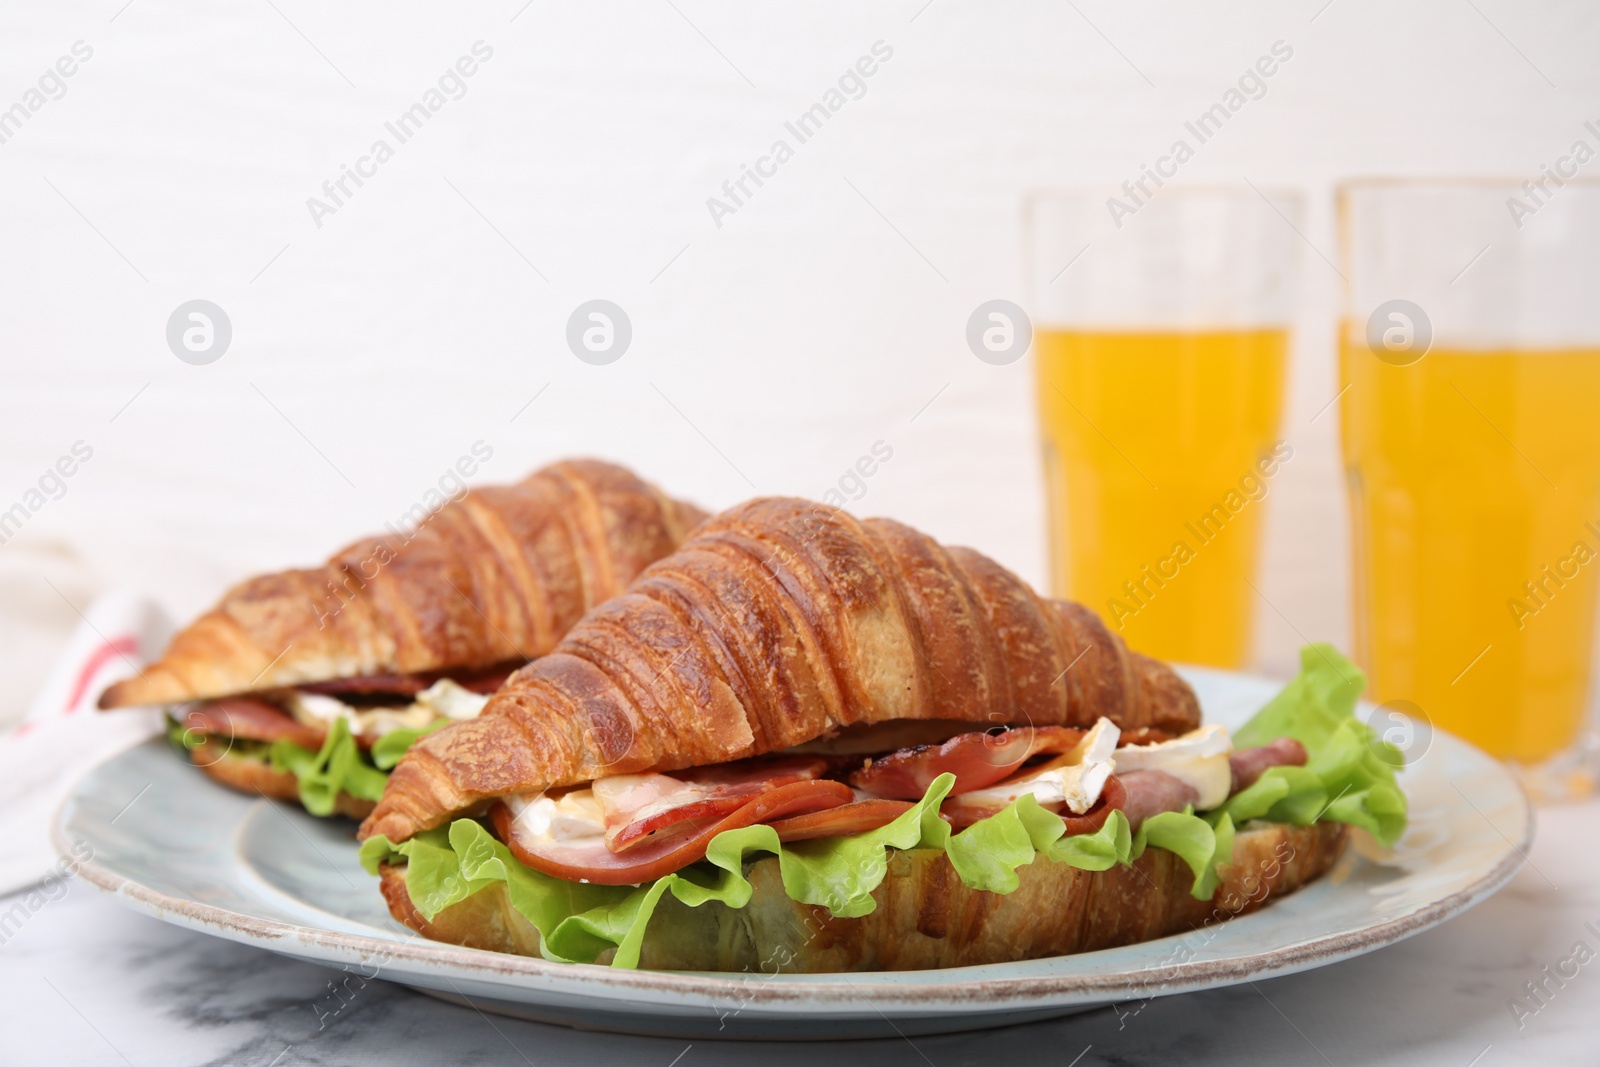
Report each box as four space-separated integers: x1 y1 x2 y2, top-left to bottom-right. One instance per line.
0 591 172 896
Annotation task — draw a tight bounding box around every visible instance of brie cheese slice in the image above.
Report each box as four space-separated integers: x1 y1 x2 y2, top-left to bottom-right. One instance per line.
505 789 607 846
286 677 490 739
1111 722 1233 810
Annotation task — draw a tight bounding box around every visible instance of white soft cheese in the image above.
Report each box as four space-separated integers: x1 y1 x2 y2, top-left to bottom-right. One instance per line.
286 678 490 739
415 678 491 722
954 716 1122 814
505 789 607 845
1111 723 1234 810
592 772 703 820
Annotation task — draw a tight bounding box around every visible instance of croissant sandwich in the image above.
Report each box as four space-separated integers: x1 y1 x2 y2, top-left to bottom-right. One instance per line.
99 459 707 818
358 498 1407 972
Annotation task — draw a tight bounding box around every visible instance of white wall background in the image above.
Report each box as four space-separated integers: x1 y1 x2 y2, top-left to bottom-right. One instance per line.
2 0 1595 727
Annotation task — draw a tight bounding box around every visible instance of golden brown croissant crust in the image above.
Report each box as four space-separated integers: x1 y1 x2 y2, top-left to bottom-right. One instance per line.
100 460 707 709
377 820 1346 971
363 498 1201 843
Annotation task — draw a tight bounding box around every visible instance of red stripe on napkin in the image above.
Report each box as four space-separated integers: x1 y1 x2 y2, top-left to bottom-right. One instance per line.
64 635 140 714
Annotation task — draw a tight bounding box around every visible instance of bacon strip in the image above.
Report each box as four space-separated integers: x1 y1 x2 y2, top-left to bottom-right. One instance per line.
763 799 914 842
493 780 855 886
1229 738 1309 794
598 757 831 851
179 698 327 750
1116 770 1200 831
850 726 1087 800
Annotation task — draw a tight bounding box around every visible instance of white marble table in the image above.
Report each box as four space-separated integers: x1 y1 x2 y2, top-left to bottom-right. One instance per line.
2 800 1595 1067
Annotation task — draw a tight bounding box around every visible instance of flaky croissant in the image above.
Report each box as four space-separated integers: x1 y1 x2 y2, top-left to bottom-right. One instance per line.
100 460 707 708
362 498 1200 843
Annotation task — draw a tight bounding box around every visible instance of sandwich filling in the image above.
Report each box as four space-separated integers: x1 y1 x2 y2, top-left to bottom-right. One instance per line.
361 645 1410 968
486 716 1311 887
167 663 521 814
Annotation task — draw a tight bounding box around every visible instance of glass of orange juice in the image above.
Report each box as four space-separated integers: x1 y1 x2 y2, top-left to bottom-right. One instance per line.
1339 179 1600 796
1027 187 1302 668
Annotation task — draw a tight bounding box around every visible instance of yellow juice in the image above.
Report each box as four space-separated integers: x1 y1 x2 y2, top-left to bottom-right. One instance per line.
1035 329 1288 667
1340 340 1600 763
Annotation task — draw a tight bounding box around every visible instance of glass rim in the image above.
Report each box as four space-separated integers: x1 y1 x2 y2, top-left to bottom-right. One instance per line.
1336 175 1600 282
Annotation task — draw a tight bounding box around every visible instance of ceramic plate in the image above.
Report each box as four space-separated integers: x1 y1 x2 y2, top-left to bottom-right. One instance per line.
57 667 1532 1040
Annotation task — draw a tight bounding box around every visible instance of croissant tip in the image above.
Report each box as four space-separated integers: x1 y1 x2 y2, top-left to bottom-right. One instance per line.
97 678 139 710
96 669 191 710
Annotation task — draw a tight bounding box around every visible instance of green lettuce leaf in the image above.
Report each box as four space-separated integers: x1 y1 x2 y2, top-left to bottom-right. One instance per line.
269 717 389 815
171 706 440 816
1132 808 1236 899
165 714 203 752
600 777 961 967
358 820 641 963
1221 643 1407 847
945 795 1133 893
370 719 448 771
691 770 954 917
164 715 267 761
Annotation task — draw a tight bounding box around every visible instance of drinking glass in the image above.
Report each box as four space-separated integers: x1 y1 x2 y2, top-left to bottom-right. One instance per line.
1338 178 1600 796
1027 187 1302 668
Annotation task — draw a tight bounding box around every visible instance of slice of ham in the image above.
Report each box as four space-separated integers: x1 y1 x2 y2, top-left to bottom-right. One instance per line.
298 674 432 697
1229 738 1309 793
180 697 328 751
493 779 855 886
849 726 1087 800
762 799 914 842
594 757 831 852
942 773 1126 834
1116 770 1200 831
